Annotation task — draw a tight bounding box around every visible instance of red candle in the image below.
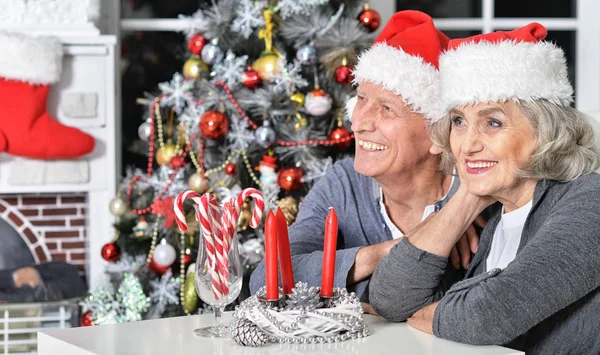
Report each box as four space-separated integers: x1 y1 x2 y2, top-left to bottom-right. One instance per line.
276 207 294 294
321 207 338 297
264 210 279 300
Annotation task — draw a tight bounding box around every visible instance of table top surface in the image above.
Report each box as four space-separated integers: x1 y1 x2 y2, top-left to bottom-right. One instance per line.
39 313 524 355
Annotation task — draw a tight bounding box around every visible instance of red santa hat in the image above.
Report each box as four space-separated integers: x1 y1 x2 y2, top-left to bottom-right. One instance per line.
439 22 573 110
350 10 450 122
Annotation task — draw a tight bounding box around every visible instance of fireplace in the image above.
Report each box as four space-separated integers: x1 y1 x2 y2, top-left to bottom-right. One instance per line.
0 194 88 277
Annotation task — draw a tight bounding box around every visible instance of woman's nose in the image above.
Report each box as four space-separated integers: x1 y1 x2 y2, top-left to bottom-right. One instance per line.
461 126 484 155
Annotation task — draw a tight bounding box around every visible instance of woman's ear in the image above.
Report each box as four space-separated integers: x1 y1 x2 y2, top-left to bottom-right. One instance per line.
430 144 444 155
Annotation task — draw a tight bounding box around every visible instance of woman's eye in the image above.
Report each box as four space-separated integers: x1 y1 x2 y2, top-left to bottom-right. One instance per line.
450 116 464 126
488 118 503 128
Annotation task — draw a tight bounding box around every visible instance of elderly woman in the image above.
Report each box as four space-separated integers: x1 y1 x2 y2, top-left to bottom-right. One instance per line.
370 23 600 354
250 11 479 308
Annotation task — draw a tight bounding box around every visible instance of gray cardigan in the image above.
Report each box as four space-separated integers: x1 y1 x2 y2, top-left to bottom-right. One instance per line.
249 158 457 300
370 173 600 354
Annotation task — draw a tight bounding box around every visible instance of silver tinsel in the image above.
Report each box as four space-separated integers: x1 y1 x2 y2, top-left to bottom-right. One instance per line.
301 156 333 185
272 58 309 96
275 0 329 19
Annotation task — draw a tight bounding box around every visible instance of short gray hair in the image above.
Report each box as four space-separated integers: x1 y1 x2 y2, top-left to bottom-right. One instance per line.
429 99 600 181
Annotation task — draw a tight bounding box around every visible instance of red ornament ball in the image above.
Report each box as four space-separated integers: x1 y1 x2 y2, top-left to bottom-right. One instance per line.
101 242 121 262
187 33 207 56
242 66 261 89
148 258 170 276
335 65 353 85
358 8 381 32
224 163 237 175
199 110 229 140
329 126 353 150
278 167 305 191
81 311 94 327
182 253 193 268
170 155 186 169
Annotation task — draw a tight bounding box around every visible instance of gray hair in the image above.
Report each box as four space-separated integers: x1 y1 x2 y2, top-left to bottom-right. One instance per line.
429 99 600 181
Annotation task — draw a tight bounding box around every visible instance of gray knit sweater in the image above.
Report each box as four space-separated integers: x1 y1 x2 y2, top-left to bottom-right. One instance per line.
370 173 600 354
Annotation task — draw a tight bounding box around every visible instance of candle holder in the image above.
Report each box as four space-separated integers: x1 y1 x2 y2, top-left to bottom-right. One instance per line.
230 282 369 347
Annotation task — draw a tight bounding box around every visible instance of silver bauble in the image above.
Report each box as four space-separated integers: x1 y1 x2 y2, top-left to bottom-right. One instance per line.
296 45 317 65
137 121 152 142
201 43 225 65
255 125 276 148
109 197 127 217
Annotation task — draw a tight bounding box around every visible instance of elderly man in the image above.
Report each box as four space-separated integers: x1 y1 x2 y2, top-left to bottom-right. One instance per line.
249 11 476 309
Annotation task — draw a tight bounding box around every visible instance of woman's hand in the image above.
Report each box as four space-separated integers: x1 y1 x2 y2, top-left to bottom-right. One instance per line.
450 215 486 269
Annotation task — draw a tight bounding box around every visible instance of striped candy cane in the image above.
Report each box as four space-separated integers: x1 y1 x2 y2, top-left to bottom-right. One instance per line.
234 188 265 229
206 194 229 296
198 194 225 300
173 190 203 232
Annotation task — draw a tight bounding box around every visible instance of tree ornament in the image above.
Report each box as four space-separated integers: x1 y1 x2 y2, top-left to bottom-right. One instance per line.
277 196 299 225
182 264 198 314
237 201 252 232
132 216 150 238
169 154 186 169
81 311 94 327
358 4 381 32
109 196 127 217
199 110 229 140
137 121 152 142
296 44 317 65
305 88 333 116
187 33 207 56
278 167 305 191
182 250 193 267
182 57 209 80
155 142 178 166
335 57 353 85
188 172 209 193
148 258 170 276
259 155 278 191
224 163 237 175
201 40 225 65
251 52 280 81
286 281 322 310
101 242 121 262
329 126 352 151
241 66 262 89
231 318 268 347
290 91 305 106
153 239 177 267
254 121 276 148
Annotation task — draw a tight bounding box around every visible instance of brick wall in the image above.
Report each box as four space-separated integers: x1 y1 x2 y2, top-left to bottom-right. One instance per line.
0 194 88 274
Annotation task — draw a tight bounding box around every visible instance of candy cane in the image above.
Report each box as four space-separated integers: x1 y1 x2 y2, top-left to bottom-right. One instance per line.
173 190 203 232
207 194 229 296
234 188 265 229
222 198 236 245
198 194 224 300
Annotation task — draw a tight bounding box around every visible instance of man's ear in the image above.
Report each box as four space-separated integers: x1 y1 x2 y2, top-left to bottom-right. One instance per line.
429 144 444 155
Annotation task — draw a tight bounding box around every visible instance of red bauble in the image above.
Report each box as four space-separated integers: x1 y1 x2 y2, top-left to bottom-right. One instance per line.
358 8 381 32
170 155 186 169
335 65 353 85
224 163 237 175
277 167 305 191
242 66 261 89
81 311 94 327
329 126 353 150
199 111 229 140
101 242 121 262
187 33 207 56
182 253 193 268
148 258 170 276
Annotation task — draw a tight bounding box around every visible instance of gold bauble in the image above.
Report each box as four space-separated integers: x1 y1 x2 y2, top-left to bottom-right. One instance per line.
182 57 209 80
251 52 280 81
183 265 198 314
277 196 299 225
155 143 178 166
290 92 305 107
237 201 252 232
188 172 209 193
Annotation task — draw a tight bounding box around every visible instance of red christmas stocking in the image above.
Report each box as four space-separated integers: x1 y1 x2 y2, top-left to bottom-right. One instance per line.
0 31 95 160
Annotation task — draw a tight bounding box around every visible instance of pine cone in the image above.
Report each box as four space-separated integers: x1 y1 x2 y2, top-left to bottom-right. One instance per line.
286 282 322 310
231 318 268 346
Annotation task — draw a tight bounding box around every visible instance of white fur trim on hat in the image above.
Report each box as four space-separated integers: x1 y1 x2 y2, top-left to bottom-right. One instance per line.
440 40 573 110
352 42 444 122
345 96 357 121
0 31 63 85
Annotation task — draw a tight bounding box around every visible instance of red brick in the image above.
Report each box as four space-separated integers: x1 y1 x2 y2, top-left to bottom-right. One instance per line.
69 219 86 227
51 252 67 261
70 253 86 261
46 242 59 250
45 231 80 239
62 241 85 249
19 209 39 216
23 228 38 244
42 208 78 216
22 197 58 205
1 197 19 205
61 196 86 204
80 208 87 215
31 219 66 227
0 204 6 213
34 245 49 262
7 212 23 227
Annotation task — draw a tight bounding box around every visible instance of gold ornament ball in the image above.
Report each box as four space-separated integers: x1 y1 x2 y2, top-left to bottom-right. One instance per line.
182 57 209 80
251 52 280 81
188 172 209 193
109 196 127 217
183 268 199 313
155 143 178 166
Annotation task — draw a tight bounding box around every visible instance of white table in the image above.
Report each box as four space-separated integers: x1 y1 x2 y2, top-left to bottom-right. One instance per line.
38 313 524 355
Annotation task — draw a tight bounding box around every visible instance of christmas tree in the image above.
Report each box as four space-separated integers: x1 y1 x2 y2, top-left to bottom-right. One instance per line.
83 0 379 325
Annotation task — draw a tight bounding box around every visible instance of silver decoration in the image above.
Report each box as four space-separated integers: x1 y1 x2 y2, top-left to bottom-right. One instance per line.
201 42 225 65
254 124 276 148
275 0 329 20
157 73 195 114
231 282 369 347
231 0 266 39
210 51 248 88
137 121 152 142
296 45 317 65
